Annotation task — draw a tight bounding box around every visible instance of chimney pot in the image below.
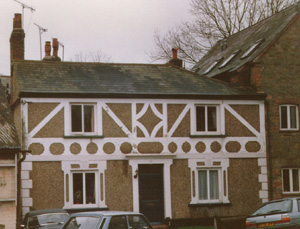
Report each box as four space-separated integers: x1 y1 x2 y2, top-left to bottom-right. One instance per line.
52 38 59 57
172 48 178 59
13 13 22 29
45 41 51 57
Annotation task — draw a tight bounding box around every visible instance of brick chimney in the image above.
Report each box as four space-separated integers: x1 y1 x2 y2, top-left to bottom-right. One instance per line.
168 48 183 67
10 13 25 61
43 39 61 61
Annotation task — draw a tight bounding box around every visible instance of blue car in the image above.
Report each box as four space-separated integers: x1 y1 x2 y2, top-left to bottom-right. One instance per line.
246 198 300 228
61 211 153 229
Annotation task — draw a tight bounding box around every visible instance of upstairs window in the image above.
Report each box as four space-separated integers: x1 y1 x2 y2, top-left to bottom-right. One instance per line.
71 104 95 133
280 105 298 130
196 105 218 133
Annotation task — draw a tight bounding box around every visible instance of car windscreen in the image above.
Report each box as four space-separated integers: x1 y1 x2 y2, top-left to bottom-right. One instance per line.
28 213 69 227
251 199 292 216
64 216 101 229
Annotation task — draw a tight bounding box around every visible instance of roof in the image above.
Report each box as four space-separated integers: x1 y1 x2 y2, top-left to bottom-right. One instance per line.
12 60 264 100
0 83 20 150
194 3 300 78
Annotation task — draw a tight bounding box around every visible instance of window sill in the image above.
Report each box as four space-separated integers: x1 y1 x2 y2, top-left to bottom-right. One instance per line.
64 135 104 139
65 207 109 214
190 134 226 138
189 202 231 207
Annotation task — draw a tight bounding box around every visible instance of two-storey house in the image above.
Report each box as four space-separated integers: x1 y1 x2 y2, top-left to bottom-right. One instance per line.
194 2 300 203
10 13 267 227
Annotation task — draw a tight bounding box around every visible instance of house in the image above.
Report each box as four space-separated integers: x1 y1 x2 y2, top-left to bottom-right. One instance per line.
194 2 300 202
10 13 267 227
0 80 21 228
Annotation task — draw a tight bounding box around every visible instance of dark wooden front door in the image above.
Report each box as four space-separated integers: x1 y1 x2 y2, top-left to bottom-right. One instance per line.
138 164 164 223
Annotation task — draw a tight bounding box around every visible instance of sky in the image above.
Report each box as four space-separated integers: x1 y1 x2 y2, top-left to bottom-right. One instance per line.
1 0 193 75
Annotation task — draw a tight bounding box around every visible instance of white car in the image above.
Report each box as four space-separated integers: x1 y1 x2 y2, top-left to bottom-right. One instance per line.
246 198 300 228
61 211 153 229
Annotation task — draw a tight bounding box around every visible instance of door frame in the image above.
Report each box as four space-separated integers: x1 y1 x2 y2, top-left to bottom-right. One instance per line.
128 155 174 219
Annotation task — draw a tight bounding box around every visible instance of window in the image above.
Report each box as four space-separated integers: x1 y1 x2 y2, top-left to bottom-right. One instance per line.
73 172 96 205
280 105 298 130
219 50 240 68
282 168 300 193
203 58 223 74
198 169 220 201
196 105 218 133
71 104 95 133
189 159 229 205
241 38 264 59
109 216 127 229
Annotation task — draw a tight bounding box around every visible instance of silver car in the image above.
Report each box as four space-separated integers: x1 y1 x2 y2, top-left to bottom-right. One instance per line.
61 211 153 229
246 198 300 228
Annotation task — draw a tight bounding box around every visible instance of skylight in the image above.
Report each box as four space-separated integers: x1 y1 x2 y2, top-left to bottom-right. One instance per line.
203 58 223 74
219 50 240 68
241 38 264 59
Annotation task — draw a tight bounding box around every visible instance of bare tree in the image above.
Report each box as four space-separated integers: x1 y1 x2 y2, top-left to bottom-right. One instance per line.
150 0 293 68
69 50 112 63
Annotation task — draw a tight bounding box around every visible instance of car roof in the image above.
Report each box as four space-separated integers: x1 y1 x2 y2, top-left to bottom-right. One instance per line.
25 209 68 218
69 211 143 217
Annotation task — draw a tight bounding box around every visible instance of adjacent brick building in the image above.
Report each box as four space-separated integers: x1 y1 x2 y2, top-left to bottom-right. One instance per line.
194 2 300 202
9 12 267 227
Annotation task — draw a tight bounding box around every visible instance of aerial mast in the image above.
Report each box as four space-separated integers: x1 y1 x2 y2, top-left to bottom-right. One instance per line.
34 23 47 60
13 0 35 29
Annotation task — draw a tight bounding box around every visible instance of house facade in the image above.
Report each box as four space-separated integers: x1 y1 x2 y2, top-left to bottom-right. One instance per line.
194 3 300 202
10 13 267 227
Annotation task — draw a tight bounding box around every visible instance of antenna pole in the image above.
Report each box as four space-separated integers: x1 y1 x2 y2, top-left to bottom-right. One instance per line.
59 42 65 61
34 23 47 60
13 0 35 29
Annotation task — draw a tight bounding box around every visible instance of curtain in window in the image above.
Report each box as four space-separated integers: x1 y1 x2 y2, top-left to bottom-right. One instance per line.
198 170 208 200
209 170 219 200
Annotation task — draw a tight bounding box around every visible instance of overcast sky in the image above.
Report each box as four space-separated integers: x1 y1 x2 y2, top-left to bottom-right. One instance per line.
1 0 193 75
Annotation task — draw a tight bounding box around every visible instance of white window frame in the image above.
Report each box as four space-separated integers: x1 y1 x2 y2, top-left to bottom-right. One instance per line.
282 168 300 194
192 104 221 135
69 103 97 135
280 104 299 131
197 168 222 203
62 161 107 209
71 171 98 207
189 159 229 204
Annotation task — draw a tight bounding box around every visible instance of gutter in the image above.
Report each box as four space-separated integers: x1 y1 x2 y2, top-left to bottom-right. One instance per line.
265 100 273 201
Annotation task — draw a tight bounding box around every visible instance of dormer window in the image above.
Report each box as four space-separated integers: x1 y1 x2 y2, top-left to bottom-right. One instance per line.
219 50 240 68
203 58 223 74
241 38 264 59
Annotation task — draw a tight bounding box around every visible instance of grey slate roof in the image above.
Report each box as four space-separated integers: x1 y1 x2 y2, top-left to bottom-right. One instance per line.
0 83 20 150
194 3 300 77
12 60 263 99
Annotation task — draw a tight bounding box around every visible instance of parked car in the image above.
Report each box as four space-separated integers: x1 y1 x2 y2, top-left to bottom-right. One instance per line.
21 208 69 229
246 198 300 228
61 211 153 229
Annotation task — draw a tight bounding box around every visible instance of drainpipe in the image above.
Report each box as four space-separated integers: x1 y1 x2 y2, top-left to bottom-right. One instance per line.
266 100 273 201
16 151 30 228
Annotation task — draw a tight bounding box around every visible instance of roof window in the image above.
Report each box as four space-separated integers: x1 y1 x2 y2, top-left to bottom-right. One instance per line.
203 58 223 74
219 50 240 68
241 38 264 59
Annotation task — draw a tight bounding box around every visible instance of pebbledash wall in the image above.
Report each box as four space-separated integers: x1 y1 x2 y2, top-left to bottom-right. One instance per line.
16 96 267 220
